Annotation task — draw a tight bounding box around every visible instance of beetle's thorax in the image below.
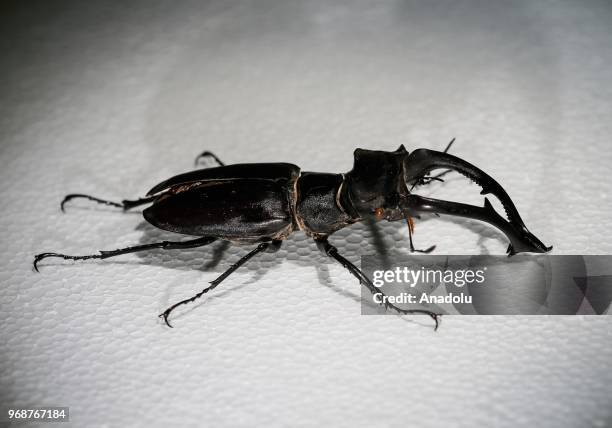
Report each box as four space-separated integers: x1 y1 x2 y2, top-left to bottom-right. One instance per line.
339 145 408 220
292 146 410 237
293 171 356 238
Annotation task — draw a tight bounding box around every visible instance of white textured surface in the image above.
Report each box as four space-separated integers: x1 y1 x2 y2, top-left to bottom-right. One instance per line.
1 1 612 427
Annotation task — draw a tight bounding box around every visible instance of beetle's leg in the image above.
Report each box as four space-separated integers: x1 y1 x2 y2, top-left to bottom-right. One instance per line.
159 240 282 327
194 151 225 168
403 149 551 254
401 194 552 255
33 236 217 272
406 216 436 253
315 238 440 330
60 194 156 212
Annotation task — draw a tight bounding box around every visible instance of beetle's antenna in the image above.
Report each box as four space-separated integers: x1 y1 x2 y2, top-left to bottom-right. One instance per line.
442 137 455 154
60 194 156 212
409 175 445 191
430 137 456 179
409 138 456 191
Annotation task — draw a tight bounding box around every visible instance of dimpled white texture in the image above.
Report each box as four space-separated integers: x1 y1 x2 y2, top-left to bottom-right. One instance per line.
1 1 611 427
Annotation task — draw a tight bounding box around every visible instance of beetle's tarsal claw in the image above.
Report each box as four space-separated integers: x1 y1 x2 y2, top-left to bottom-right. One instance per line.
33 252 60 272
33 255 42 272
431 313 441 331
412 245 436 254
424 245 436 253
159 312 174 328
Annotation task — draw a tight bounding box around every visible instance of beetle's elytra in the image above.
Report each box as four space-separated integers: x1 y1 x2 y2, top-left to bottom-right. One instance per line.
34 143 551 330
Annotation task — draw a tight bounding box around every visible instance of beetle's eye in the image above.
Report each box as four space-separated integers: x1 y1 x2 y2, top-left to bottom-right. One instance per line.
374 208 385 219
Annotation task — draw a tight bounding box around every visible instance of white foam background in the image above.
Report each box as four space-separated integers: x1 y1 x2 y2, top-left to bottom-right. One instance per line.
1 1 611 427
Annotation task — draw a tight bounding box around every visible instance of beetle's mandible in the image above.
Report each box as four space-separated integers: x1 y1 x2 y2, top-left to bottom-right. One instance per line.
34 142 551 330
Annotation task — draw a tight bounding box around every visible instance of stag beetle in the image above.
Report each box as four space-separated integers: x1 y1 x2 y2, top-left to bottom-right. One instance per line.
34 142 551 330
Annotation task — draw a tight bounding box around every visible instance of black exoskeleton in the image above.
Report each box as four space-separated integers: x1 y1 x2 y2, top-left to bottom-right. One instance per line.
34 144 551 330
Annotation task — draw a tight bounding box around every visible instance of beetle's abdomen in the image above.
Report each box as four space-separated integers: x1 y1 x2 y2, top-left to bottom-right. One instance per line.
295 172 354 237
144 179 294 242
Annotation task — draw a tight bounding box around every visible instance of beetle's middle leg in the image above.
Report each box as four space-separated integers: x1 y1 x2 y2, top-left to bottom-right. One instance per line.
33 236 217 272
315 238 440 330
159 240 282 327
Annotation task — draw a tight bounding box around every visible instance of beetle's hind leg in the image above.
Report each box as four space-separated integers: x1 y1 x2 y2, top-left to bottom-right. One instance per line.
33 236 216 272
315 238 440 330
60 194 156 212
159 240 282 327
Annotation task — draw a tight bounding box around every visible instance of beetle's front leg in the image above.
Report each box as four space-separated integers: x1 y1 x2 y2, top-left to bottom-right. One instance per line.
403 149 551 254
315 238 440 330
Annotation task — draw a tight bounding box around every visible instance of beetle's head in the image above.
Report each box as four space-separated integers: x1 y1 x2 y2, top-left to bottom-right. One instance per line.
342 143 552 255
342 145 410 220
